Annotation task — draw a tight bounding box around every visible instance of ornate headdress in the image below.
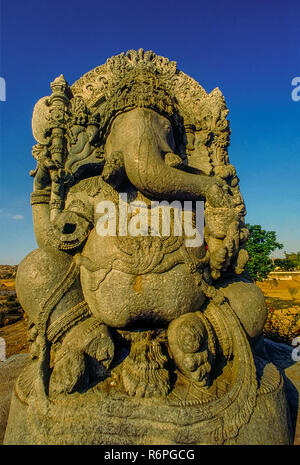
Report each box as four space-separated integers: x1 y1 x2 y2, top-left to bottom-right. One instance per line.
69 96 100 127
100 67 179 138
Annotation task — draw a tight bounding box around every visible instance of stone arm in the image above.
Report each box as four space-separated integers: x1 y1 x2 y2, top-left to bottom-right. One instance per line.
31 190 52 249
31 186 93 251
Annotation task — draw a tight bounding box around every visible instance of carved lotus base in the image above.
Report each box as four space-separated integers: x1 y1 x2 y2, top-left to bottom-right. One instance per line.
4 358 291 445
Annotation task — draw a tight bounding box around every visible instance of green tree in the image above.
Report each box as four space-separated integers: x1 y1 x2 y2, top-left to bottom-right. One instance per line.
274 258 295 271
285 251 300 270
245 224 283 282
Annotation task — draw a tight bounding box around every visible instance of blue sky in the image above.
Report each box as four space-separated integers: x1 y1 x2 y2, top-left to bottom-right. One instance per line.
0 0 299 264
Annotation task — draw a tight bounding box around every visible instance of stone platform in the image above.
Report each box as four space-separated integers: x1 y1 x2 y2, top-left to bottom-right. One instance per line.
2 338 300 445
3 350 293 445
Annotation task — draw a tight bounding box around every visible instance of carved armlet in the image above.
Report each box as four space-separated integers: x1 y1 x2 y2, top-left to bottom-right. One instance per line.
47 301 91 344
47 199 94 251
31 189 51 205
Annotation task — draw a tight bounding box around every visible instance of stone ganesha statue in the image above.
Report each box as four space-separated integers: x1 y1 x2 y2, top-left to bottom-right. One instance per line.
4 50 291 445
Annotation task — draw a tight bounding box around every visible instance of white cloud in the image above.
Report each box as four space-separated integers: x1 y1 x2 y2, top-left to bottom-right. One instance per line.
11 214 24 220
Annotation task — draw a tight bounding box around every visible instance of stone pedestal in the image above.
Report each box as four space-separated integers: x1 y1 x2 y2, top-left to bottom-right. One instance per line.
4 354 291 445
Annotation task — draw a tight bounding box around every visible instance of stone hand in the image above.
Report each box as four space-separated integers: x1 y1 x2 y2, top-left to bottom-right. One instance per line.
204 179 234 208
50 317 114 394
50 348 87 394
33 161 52 191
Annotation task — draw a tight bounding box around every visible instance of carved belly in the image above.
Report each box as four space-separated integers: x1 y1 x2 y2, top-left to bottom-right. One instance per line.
79 230 206 327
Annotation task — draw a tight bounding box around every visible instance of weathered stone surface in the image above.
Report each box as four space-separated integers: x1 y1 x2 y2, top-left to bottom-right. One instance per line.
3 376 291 445
4 49 291 445
264 338 300 444
0 354 30 444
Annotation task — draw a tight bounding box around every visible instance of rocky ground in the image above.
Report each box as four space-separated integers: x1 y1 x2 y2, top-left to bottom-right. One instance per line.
257 276 300 301
0 353 30 444
0 265 17 280
0 269 24 328
264 338 300 445
0 319 29 358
